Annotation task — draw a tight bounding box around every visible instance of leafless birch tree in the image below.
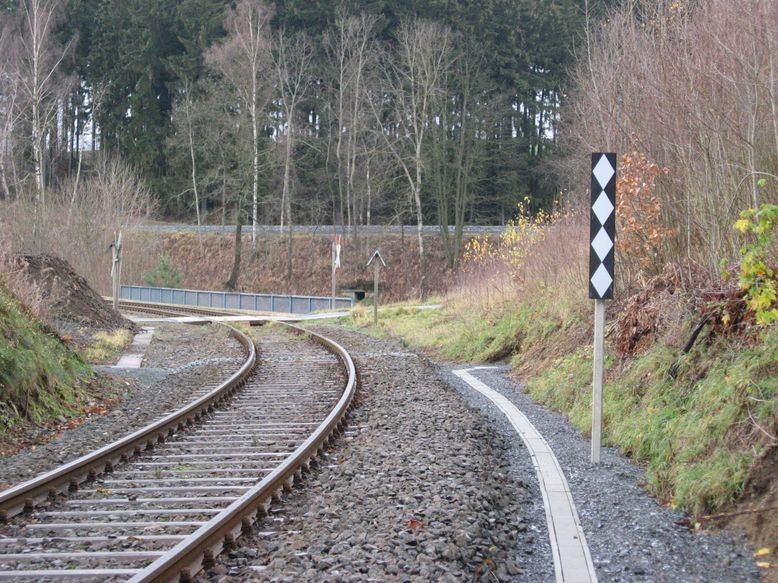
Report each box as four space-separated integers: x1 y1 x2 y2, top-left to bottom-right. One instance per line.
14 0 72 204
324 11 378 236
0 22 22 200
273 29 312 282
378 19 452 294
206 0 273 243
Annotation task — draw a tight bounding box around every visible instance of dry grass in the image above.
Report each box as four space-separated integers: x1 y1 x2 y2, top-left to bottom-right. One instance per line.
120 230 458 302
0 232 46 320
0 156 152 296
80 329 133 364
451 208 588 318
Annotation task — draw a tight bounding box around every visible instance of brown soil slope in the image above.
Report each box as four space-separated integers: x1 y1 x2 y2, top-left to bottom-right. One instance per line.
122 232 463 301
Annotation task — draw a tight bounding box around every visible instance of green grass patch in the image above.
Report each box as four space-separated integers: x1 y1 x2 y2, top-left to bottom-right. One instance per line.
370 287 777 516
603 329 777 513
80 329 133 364
522 322 777 514
368 292 582 363
0 285 94 434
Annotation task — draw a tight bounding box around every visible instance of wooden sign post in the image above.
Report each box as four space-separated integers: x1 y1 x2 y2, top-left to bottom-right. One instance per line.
589 153 616 463
111 231 123 311
367 250 386 325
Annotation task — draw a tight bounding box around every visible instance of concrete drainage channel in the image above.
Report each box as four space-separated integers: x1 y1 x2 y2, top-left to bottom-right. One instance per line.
114 327 155 369
454 368 597 583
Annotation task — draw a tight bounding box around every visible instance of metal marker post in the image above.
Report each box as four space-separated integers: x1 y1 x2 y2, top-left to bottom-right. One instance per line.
111 231 123 311
373 263 379 324
332 235 341 309
589 153 617 464
366 250 386 325
591 299 605 462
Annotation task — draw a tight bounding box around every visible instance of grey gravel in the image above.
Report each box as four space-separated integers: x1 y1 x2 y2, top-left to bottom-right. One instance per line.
441 364 761 582
207 326 534 582
0 322 243 488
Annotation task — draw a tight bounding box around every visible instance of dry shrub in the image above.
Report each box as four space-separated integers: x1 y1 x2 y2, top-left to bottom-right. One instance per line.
562 0 778 274
614 263 687 356
455 204 587 313
0 156 152 295
616 148 675 283
612 259 760 357
0 232 46 319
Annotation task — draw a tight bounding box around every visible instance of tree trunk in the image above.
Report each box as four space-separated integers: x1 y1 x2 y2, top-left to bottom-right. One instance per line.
225 204 243 290
282 123 294 282
185 88 201 227
32 99 45 203
251 79 259 243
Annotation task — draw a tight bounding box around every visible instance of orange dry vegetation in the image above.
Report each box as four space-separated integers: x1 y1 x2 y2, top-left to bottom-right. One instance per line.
616 149 674 278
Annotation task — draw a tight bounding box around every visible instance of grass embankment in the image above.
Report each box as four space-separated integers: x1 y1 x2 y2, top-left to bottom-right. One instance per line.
0 284 94 435
80 329 133 364
366 291 776 517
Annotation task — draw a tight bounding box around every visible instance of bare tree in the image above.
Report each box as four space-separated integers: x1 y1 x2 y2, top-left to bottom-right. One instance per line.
562 0 778 273
429 44 483 269
0 22 22 200
272 29 312 282
207 0 273 243
13 0 73 204
323 10 378 236
378 19 453 295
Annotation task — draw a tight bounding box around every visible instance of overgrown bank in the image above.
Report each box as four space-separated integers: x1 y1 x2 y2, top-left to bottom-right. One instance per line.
365 274 776 552
121 231 460 302
0 283 93 437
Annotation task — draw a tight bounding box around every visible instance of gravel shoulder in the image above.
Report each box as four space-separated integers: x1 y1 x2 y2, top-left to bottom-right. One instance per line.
440 364 761 582
0 322 243 488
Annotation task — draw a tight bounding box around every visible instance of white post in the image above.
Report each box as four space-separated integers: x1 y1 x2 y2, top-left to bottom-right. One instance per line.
591 299 605 463
111 231 121 311
331 242 337 309
373 262 379 325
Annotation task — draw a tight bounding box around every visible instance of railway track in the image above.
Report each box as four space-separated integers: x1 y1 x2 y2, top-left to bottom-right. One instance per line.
0 308 357 581
116 300 241 319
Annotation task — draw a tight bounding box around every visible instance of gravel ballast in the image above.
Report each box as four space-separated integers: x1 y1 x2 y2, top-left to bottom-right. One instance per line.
0 322 244 488
211 326 539 582
213 326 759 582
1 322 761 582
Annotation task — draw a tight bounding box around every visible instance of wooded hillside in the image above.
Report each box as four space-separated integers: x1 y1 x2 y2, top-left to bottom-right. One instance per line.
0 0 598 238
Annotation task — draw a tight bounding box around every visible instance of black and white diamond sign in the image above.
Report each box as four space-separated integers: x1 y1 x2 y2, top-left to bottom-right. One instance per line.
589 153 616 300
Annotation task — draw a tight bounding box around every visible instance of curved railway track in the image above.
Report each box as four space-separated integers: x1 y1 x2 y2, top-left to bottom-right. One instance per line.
0 306 357 582
116 300 240 319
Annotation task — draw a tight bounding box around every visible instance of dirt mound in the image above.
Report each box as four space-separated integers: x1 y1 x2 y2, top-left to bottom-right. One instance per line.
12 254 133 333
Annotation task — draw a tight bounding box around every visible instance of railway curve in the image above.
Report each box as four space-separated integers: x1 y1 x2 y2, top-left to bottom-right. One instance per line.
0 305 357 582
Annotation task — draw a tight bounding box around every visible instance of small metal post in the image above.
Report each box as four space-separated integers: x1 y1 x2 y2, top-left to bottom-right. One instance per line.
373 261 379 325
591 299 605 463
331 242 337 307
111 231 122 311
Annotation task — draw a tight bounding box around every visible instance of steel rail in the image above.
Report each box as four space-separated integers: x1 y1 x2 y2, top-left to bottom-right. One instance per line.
128 322 358 583
0 326 257 520
117 299 241 318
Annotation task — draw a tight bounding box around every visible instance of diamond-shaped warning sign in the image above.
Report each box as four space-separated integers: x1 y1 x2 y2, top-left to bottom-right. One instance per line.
589 153 616 300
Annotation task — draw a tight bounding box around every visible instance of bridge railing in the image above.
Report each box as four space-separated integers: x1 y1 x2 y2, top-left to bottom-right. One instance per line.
120 285 354 314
